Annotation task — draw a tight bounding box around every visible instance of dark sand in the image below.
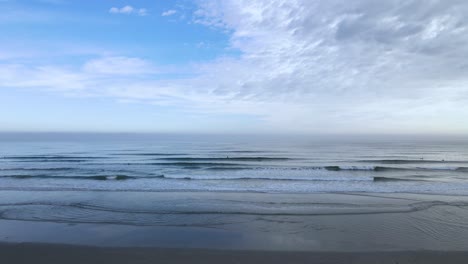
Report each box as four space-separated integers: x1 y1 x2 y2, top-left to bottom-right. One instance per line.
1 243 468 264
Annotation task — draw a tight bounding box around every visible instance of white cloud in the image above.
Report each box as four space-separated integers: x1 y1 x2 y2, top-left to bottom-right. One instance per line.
4 0 468 133
0 56 160 92
83 56 157 75
184 0 468 132
161 10 177 17
138 8 148 16
109 5 147 16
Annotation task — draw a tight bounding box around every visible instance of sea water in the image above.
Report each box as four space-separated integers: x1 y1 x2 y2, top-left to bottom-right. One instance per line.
1 133 468 194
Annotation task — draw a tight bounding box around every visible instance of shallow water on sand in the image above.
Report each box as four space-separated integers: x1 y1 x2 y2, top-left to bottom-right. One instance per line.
1 191 468 251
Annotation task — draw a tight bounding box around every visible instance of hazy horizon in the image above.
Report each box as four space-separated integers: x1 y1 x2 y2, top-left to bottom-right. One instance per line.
2 0 468 134
1 131 468 142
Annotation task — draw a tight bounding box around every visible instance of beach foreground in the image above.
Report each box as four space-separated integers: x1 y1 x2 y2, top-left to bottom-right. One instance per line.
1 191 468 263
2 243 468 264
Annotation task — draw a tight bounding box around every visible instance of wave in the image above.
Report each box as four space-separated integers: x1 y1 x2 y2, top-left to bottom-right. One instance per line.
111 153 188 156
203 166 379 171
152 163 468 172
358 159 467 164
1 156 106 160
206 167 253 170
149 164 378 171
373 177 422 182
329 166 468 172
160 175 373 182
84 163 468 173
150 162 248 167
324 166 376 171
0 175 165 181
15 159 89 163
4 164 466 174
156 157 291 161
296 166 422 172
215 150 270 153
0 174 372 182
0 167 76 171
155 175 427 183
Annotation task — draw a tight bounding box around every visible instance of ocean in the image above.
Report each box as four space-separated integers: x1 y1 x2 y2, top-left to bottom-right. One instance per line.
1 133 468 251
1 133 468 194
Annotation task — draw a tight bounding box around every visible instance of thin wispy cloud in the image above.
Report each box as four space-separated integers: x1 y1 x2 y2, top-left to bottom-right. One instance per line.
109 5 147 16
83 57 158 75
161 10 177 17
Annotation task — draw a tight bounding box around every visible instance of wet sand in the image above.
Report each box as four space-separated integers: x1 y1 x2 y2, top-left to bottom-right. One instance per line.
1 243 468 264
1 192 468 263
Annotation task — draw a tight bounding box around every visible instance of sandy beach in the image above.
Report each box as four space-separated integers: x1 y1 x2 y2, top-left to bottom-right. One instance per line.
2 243 468 264
1 191 468 263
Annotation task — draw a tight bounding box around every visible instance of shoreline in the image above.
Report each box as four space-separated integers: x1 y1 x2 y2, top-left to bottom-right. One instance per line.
3 187 468 196
0 192 468 252
2 191 468 260
2 243 468 264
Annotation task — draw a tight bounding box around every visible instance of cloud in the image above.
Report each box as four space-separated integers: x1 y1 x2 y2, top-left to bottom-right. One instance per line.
4 0 468 133
161 10 177 17
137 8 148 16
109 6 133 14
109 5 147 16
185 0 468 132
83 56 157 75
0 56 155 91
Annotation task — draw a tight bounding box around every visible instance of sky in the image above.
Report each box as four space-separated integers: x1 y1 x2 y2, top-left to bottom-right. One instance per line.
1 0 468 134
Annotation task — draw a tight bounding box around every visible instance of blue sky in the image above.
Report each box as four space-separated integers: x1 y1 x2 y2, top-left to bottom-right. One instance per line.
0 1 233 65
1 0 468 134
